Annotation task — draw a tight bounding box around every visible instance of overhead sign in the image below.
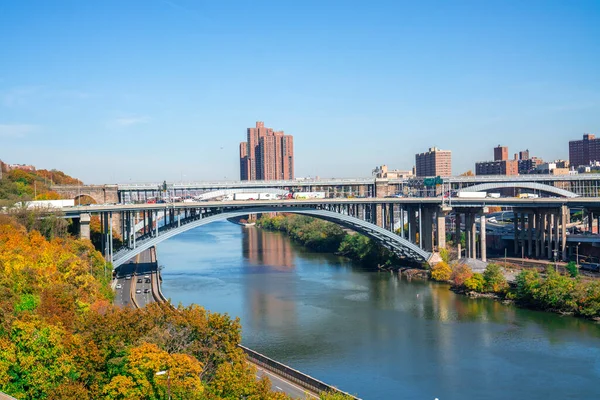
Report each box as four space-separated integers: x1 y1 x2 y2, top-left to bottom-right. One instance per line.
423 176 444 187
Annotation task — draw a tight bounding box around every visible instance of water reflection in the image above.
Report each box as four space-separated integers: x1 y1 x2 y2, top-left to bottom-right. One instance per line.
159 222 600 400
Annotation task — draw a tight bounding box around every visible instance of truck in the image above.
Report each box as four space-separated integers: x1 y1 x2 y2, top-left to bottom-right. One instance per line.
517 193 539 199
233 193 260 201
258 193 278 200
455 191 487 199
26 199 75 209
293 191 327 200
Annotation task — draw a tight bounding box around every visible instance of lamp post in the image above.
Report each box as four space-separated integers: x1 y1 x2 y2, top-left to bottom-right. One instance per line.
156 370 171 400
553 249 558 272
576 242 581 269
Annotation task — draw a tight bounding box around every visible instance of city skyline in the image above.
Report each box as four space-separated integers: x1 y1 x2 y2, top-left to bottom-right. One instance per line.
1 1 599 183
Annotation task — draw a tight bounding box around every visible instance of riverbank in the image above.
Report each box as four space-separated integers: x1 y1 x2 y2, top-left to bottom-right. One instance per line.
256 214 600 321
255 213 405 267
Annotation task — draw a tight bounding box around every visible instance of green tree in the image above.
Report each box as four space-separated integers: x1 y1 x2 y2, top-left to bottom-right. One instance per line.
464 273 485 292
565 261 578 278
483 263 508 293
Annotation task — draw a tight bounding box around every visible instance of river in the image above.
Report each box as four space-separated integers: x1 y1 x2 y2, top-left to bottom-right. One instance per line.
158 221 600 400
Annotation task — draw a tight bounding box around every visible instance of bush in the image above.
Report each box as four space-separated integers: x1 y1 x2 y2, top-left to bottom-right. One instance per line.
439 248 450 263
483 263 508 293
565 261 578 278
431 261 452 282
451 264 473 287
515 270 542 306
574 281 600 318
464 273 485 292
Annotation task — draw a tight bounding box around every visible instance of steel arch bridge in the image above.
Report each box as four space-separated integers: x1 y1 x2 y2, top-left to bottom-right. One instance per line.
112 206 433 268
458 182 579 198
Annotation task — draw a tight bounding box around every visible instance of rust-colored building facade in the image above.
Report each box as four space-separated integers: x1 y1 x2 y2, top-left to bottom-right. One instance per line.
415 147 452 177
240 121 294 181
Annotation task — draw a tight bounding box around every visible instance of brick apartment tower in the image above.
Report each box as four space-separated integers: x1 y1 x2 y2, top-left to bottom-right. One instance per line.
415 147 452 177
494 145 508 161
569 133 600 167
240 121 294 181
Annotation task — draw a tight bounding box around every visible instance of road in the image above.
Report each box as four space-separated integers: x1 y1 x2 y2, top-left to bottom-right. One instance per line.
113 248 157 308
134 248 156 307
254 363 318 399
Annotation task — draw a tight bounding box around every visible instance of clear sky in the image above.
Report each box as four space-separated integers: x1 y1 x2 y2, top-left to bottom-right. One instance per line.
1 0 599 183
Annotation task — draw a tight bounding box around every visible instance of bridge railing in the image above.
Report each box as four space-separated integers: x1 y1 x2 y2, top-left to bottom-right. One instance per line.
239 345 360 399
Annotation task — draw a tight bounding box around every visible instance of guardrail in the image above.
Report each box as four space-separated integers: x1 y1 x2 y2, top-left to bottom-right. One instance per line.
239 345 360 399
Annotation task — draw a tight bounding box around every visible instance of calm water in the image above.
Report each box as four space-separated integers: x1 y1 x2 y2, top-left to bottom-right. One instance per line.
158 221 600 400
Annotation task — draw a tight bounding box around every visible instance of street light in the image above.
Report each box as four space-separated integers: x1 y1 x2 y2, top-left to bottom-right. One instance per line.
576 242 581 269
156 370 171 400
553 249 558 272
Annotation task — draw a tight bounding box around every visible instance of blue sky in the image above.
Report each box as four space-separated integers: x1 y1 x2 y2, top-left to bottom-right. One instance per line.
1 0 599 183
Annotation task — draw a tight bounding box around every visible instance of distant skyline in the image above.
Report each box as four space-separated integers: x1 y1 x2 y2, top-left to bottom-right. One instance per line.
1 0 599 183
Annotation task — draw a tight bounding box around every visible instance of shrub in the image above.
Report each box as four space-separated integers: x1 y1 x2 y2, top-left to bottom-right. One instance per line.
573 281 600 318
483 263 508 293
515 270 542 306
536 270 576 311
565 261 578 278
451 264 473 287
439 248 450 263
431 261 452 282
464 273 485 292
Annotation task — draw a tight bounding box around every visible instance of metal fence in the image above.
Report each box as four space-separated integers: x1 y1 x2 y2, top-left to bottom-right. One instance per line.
239 344 360 399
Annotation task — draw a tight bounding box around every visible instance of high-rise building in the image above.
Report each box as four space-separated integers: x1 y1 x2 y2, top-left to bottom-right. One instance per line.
240 121 294 181
239 143 250 181
519 149 530 161
415 147 452 177
569 133 600 168
494 145 508 161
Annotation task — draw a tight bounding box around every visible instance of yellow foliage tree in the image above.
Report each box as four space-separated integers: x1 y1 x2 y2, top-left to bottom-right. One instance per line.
431 261 452 281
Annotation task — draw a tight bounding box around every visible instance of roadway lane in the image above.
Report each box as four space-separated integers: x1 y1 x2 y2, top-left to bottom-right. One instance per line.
113 248 157 308
134 248 156 307
113 258 137 308
254 364 318 399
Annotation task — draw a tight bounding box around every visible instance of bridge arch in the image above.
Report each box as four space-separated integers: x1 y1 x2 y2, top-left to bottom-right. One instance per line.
112 206 433 268
458 182 578 198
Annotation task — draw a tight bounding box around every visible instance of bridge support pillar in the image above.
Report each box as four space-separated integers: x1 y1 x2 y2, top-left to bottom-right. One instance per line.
520 211 526 259
421 207 434 252
436 207 447 250
547 213 553 260
527 212 533 257
375 204 383 228
454 211 461 248
513 212 519 256
409 207 417 244
79 213 91 240
540 212 547 259
480 213 486 262
471 211 477 259
561 205 568 261
553 211 559 261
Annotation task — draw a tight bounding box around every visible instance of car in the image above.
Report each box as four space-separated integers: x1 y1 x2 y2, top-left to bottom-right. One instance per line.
137 278 142 283
144 275 150 279
125 275 131 280
116 284 122 289
145 279 151 284
135 289 142 294
144 288 150 293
